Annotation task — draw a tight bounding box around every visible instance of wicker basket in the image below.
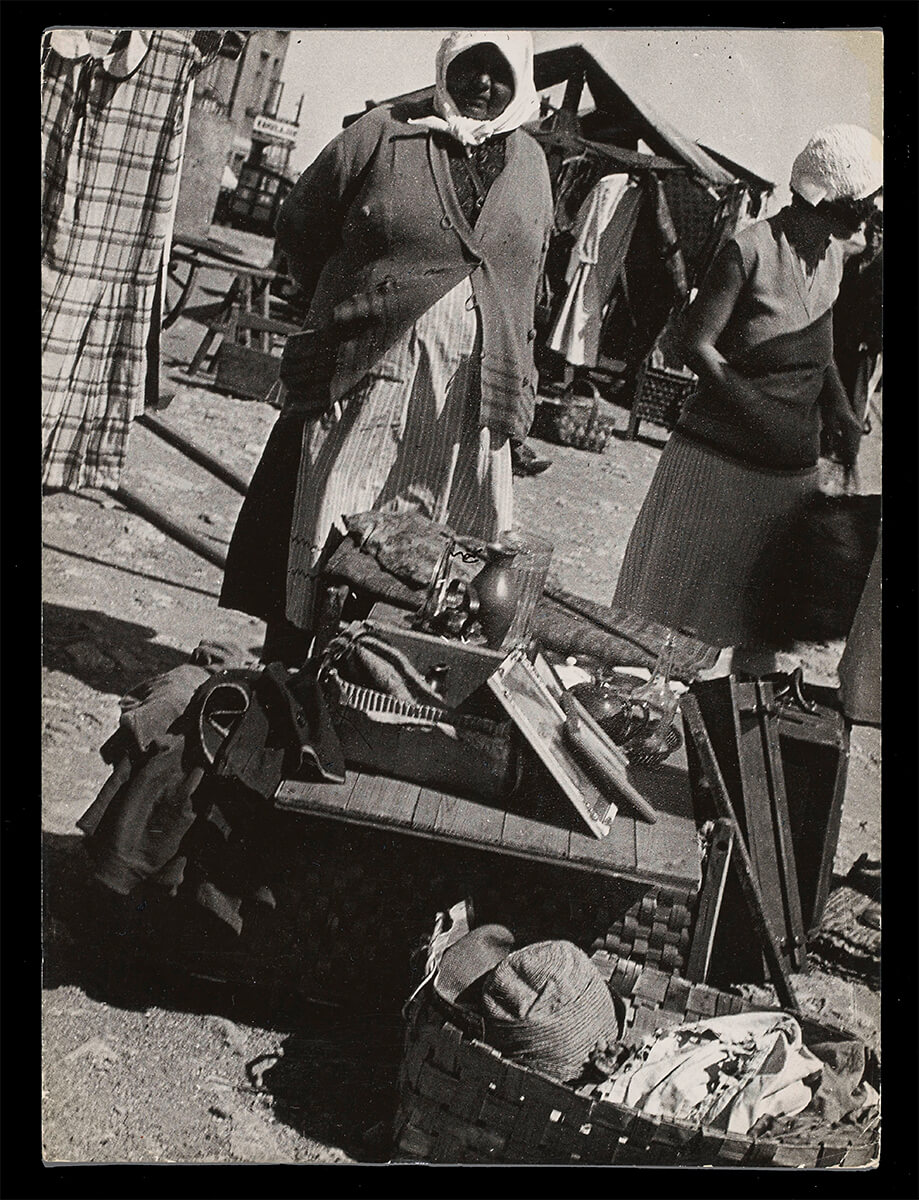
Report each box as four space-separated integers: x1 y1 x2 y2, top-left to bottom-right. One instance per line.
532 394 618 453
394 950 879 1167
632 365 697 431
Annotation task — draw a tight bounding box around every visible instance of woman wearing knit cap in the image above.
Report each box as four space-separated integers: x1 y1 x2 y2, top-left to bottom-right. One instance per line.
613 125 882 675
220 32 553 663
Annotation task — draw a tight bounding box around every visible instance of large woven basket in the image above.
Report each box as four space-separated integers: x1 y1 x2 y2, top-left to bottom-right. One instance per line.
532 394 618 452
632 365 697 430
393 950 879 1167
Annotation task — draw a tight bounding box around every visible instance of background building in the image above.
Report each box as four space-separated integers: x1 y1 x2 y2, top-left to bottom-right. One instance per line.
175 31 303 238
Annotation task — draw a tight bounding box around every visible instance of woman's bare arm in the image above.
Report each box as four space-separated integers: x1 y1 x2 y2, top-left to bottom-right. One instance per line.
680 243 763 410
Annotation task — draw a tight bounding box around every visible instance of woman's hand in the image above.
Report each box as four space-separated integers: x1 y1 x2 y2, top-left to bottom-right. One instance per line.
819 362 864 468
278 328 336 409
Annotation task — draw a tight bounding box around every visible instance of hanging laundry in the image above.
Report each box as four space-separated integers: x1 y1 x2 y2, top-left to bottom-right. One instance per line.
41 30 236 491
649 173 689 300
547 174 644 368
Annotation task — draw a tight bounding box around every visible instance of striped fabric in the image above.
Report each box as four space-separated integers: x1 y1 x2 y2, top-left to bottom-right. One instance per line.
286 277 512 627
613 432 819 649
41 30 220 491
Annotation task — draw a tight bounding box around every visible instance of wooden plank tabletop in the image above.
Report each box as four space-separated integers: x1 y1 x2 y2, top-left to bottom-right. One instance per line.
631 741 702 884
276 745 701 889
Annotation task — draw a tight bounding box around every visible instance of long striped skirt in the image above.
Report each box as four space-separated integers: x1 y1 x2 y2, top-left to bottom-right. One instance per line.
613 432 820 649
281 277 512 628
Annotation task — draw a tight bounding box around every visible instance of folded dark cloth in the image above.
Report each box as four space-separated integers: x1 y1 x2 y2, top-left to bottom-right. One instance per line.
197 661 346 797
100 642 251 762
109 663 211 759
78 657 345 935
80 650 252 896
78 727 204 896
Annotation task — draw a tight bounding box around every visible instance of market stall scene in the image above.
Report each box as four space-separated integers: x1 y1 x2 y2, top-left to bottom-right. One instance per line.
42 28 883 1167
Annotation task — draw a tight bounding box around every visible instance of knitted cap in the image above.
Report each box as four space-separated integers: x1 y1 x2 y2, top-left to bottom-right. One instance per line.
434 924 516 1005
790 125 883 205
480 940 621 1081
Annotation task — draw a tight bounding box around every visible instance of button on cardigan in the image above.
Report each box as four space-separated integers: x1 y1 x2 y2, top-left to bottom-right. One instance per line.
275 101 554 443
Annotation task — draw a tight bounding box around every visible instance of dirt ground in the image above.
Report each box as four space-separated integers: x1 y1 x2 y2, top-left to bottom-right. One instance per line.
42 238 881 1165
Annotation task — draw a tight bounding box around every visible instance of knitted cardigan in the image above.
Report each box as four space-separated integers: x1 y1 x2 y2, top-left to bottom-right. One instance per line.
276 102 554 443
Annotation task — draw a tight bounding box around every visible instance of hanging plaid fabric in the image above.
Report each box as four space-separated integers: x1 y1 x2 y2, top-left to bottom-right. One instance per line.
41 29 231 491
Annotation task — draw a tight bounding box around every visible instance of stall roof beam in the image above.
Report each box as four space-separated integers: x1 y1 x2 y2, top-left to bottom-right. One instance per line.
697 143 775 194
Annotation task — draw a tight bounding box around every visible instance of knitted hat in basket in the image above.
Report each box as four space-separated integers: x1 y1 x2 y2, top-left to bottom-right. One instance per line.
790 125 883 206
480 940 622 1082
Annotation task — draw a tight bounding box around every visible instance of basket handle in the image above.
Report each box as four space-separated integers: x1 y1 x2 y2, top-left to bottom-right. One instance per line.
584 398 600 438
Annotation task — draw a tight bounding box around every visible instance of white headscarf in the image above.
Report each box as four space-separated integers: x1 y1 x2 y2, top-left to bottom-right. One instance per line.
408 30 540 146
790 124 883 205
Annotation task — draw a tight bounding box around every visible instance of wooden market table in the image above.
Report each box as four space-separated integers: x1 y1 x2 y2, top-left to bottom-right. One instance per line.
163 232 302 399
276 740 701 893
274 739 715 982
164 232 271 329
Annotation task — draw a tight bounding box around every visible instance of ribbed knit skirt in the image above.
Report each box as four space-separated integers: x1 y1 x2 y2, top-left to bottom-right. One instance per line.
613 432 820 649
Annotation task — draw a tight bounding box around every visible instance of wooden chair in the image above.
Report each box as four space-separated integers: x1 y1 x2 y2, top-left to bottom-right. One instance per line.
187 264 295 373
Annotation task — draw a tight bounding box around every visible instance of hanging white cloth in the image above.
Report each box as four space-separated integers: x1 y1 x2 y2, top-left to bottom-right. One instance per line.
548 174 643 367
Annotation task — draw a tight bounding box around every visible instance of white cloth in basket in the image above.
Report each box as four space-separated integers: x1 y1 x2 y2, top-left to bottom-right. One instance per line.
591 1011 823 1135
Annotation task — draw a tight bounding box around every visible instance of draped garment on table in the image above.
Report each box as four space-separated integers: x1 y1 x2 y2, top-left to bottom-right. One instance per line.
41 29 226 490
547 175 643 368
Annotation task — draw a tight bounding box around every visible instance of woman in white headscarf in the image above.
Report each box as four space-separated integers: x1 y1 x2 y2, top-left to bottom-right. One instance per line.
221 31 553 662
613 125 882 675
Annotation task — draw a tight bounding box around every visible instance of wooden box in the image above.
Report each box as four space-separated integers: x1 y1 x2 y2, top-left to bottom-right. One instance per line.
213 341 281 401
363 605 508 716
685 675 850 986
761 681 849 934
325 609 518 800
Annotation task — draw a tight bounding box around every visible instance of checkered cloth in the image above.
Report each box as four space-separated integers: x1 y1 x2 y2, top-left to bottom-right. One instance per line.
41 30 223 491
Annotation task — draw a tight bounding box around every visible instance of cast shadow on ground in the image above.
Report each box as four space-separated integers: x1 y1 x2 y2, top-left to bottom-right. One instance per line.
42 828 405 1161
43 829 314 1026
44 543 223 601
44 602 195 695
252 1019 404 1163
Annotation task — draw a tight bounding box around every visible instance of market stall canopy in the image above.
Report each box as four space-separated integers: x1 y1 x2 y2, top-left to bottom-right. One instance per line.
696 143 775 195
343 43 768 191
530 45 735 184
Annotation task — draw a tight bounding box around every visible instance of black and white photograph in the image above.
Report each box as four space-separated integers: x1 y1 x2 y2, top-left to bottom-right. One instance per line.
41 23 889 1169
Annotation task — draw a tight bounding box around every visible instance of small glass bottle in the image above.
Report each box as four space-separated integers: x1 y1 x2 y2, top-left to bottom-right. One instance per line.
626 632 682 766
629 632 679 722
